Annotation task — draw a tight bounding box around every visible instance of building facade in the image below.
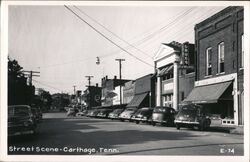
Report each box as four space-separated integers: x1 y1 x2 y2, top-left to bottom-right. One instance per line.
101 75 130 106
154 42 195 111
83 84 102 109
123 80 135 104
127 74 156 108
185 7 244 126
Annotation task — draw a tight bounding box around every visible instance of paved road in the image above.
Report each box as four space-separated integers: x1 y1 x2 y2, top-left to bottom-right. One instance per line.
8 112 244 155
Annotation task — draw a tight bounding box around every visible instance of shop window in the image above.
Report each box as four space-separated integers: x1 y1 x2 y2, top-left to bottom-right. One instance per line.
163 94 173 107
218 42 225 73
206 47 212 76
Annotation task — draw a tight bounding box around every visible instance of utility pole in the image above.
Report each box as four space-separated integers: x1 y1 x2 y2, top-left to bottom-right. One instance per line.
85 76 94 87
23 70 40 86
73 85 76 95
115 59 125 105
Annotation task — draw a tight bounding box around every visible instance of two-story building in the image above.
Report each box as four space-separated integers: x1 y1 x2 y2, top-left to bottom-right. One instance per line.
101 75 130 107
184 7 244 126
154 41 195 111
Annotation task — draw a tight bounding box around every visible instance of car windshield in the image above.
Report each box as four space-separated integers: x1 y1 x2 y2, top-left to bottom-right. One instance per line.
113 109 123 113
153 107 167 113
8 106 30 116
141 109 152 115
179 106 198 116
126 108 137 111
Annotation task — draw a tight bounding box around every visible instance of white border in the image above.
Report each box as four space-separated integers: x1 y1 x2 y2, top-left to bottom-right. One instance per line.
1 1 249 162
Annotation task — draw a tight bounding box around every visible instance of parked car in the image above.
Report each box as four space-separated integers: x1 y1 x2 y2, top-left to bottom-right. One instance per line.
97 109 113 118
119 107 138 122
174 104 211 131
8 105 37 136
76 109 88 116
89 109 102 118
31 107 43 123
151 106 176 126
131 107 153 124
108 108 124 120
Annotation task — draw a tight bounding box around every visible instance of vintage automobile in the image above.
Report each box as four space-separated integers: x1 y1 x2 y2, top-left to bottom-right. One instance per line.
151 106 176 126
174 104 211 131
8 105 37 136
31 108 42 123
88 109 102 118
131 107 153 124
119 107 138 122
108 108 125 120
97 109 113 118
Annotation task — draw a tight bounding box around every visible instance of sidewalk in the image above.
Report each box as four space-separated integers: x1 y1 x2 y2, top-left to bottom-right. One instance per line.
209 119 244 135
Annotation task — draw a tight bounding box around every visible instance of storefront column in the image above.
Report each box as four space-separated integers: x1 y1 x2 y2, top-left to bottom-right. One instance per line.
173 61 179 111
156 69 162 106
233 77 239 126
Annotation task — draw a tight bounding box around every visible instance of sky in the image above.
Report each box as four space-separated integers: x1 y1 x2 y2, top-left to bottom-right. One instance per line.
8 4 226 94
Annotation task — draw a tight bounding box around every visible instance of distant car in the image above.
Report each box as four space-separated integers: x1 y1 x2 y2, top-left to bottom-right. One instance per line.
97 109 113 118
151 106 176 126
89 109 102 118
108 108 124 120
76 109 88 116
174 104 211 131
119 107 138 122
67 108 76 116
131 107 153 124
8 105 37 136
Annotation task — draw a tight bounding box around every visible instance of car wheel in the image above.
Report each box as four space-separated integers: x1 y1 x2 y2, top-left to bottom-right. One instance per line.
176 124 180 130
120 119 124 122
152 122 156 126
136 121 139 124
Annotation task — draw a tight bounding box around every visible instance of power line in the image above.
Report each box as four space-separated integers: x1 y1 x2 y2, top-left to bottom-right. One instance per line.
74 6 153 59
33 79 65 92
64 5 154 68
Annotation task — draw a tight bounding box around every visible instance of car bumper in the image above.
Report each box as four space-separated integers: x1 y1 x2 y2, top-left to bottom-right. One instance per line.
174 120 199 125
8 126 35 136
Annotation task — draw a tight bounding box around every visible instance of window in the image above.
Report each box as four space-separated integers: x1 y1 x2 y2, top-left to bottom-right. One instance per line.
206 47 212 76
241 34 244 68
218 42 225 73
163 94 173 107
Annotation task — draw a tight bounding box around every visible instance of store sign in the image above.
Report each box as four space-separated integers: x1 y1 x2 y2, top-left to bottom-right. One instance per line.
163 82 174 92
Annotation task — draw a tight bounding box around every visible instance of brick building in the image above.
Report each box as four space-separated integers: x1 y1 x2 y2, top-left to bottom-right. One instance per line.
101 75 130 107
184 7 244 126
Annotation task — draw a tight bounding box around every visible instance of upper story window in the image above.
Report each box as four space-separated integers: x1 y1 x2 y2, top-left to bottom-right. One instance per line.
241 34 244 68
218 42 225 73
206 47 212 76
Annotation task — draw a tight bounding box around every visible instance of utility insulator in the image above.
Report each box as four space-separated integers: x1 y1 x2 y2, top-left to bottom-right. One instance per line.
96 57 100 65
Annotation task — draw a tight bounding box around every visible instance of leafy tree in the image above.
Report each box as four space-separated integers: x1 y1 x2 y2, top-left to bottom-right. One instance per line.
8 57 35 105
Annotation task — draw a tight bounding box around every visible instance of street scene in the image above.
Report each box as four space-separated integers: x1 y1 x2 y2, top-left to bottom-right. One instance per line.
3 2 247 158
8 111 243 155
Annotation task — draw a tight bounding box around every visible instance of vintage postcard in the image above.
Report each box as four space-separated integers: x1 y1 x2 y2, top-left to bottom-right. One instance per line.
0 1 249 162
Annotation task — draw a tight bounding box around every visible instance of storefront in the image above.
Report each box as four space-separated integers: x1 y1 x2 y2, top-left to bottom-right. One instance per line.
183 74 238 125
127 74 155 108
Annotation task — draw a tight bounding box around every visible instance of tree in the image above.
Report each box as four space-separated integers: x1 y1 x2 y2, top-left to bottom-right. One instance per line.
8 57 35 105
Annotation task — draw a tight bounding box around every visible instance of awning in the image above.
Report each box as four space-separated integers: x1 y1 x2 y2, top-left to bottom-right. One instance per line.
127 93 148 107
183 81 232 104
158 65 173 76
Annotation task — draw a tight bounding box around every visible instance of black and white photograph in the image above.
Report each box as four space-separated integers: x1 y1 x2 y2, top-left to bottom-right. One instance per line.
0 1 249 162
